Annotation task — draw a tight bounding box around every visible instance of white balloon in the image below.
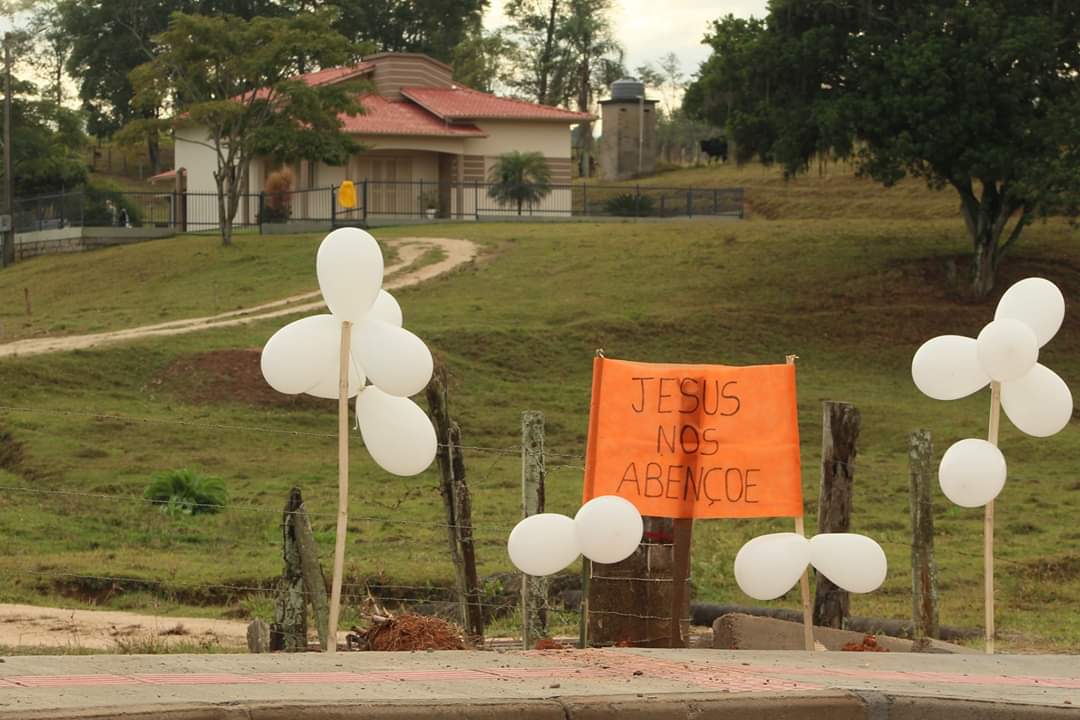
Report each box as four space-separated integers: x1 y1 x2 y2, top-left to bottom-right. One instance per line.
316 228 384 322
1002 363 1073 437
352 318 434 397
507 514 580 576
938 438 1007 508
303 355 365 399
995 277 1065 347
260 314 339 395
574 496 644 564
911 335 990 400
733 533 810 601
370 290 403 327
355 386 437 476
809 533 887 594
976 319 1039 382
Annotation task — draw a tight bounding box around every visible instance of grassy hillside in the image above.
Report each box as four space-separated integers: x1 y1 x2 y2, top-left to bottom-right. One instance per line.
1 168 1079 650
584 161 962 221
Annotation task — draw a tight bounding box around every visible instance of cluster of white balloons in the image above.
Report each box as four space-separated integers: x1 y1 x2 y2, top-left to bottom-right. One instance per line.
912 277 1072 507
507 495 644 576
260 228 438 477
734 532 887 601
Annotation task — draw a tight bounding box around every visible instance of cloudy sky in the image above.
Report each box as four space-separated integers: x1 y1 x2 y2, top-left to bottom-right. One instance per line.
485 0 770 78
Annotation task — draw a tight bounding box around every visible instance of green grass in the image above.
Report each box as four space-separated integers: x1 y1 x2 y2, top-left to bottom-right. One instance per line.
1 166 1079 651
0 232 399 343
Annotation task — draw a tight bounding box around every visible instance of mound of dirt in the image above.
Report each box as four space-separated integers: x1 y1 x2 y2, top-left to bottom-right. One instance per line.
358 614 465 651
152 349 329 409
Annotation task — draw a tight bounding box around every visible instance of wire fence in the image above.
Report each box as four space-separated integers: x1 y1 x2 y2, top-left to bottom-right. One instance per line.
12 181 744 236
0 400 1018 652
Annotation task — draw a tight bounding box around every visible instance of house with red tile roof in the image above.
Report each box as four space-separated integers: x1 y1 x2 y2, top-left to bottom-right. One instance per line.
174 52 592 222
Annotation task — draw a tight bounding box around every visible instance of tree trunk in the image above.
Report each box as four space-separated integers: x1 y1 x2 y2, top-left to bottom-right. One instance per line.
971 229 996 299
538 0 560 105
216 176 233 246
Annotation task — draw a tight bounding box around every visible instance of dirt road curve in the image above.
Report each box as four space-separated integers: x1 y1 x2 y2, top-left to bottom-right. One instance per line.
0 237 476 359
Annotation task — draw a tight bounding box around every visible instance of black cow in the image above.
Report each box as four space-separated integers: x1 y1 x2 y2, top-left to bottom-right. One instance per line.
700 137 728 164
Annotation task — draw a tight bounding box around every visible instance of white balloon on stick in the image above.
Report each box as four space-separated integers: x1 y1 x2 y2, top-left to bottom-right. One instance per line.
809 533 888 594
507 514 580 576
316 227 384 322
305 355 365 399
352 318 434 397
574 495 644 565
938 438 1007 508
976 318 1039 382
995 277 1065 347
355 386 437 476
370 290 404 327
733 533 810 601
912 335 990 400
260 314 340 394
1001 363 1073 437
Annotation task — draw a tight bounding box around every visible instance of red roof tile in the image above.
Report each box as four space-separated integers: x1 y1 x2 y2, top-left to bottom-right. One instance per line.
341 95 486 138
401 86 593 122
294 63 374 88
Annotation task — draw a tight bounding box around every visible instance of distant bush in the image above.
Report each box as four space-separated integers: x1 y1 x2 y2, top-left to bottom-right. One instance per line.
82 180 144 227
145 469 227 517
262 167 294 223
604 193 655 217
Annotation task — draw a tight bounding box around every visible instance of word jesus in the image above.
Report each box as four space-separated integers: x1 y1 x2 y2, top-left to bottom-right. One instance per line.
630 376 741 416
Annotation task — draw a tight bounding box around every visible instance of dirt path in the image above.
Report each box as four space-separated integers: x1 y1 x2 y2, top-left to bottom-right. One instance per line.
0 603 252 651
0 237 477 359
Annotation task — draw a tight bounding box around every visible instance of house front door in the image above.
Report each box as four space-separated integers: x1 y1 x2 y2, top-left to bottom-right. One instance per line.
362 157 413 215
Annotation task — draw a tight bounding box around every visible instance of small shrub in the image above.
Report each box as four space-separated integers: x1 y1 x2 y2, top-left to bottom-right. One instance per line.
261 167 294 223
604 193 655 217
144 469 227 516
82 181 144 227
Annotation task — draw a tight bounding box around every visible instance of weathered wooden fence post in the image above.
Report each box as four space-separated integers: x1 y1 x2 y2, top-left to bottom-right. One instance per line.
909 429 939 641
814 401 861 628
521 411 547 649
425 361 485 645
271 490 308 652
289 488 330 650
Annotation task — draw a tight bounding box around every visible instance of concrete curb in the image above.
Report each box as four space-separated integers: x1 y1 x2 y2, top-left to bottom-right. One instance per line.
5 691 1076 720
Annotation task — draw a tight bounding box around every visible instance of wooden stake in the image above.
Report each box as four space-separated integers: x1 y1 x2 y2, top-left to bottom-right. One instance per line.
787 354 814 651
326 320 352 654
985 380 1001 655
670 518 693 648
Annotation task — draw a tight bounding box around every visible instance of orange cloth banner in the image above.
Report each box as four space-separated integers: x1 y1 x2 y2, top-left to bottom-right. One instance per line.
582 357 803 519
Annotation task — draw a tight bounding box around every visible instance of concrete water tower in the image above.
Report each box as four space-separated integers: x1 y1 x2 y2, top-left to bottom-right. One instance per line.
599 77 658 181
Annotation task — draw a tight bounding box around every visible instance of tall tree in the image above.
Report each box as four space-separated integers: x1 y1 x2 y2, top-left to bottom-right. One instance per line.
561 0 622 176
0 72 88 197
27 3 72 107
686 1 1080 297
503 0 571 105
451 20 512 93
330 0 487 64
128 11 363 245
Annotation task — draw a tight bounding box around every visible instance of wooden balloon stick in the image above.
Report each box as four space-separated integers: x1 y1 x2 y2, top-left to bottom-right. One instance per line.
786 354 815 652
327 320 353 653
985 380 1001 655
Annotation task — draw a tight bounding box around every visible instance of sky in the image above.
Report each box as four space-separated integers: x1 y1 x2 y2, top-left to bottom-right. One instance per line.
484 0 770 80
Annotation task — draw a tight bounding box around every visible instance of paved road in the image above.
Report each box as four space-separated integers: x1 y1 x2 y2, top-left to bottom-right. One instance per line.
0 648 1077 718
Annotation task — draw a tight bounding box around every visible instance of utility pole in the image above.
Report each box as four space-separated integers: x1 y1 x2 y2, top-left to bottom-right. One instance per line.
2 32 14 268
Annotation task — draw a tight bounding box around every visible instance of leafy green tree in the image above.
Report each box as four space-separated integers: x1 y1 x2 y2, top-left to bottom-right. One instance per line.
686 1 1080 298
0 69 88 197
451 21 512 93
331 0 487 64
127 11 363 245
487 151 552 215
503 0 622 111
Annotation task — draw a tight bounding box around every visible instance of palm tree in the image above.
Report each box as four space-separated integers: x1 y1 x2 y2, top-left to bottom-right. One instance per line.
487 151 552 215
